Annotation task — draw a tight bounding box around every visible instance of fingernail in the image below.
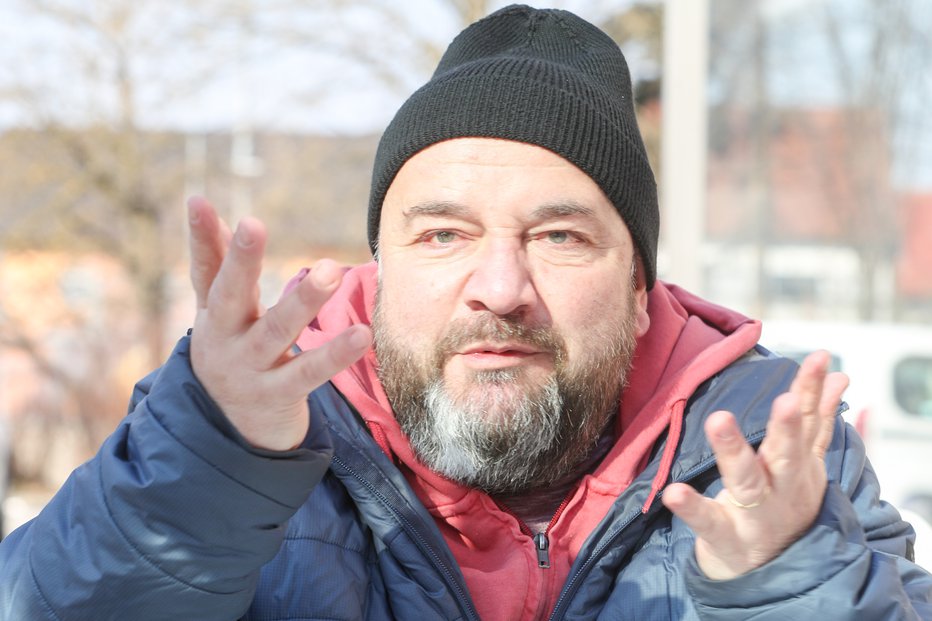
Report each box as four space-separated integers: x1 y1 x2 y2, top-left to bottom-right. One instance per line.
717 428 735 442
235 222 253 247
313 261 339 288
348 326 371 350
188 203 200 225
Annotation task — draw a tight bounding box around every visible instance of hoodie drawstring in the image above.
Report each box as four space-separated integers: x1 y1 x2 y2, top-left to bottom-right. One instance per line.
641 399 686 513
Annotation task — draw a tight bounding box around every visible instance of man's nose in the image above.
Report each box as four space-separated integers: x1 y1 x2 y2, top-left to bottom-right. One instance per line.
462 240 538 316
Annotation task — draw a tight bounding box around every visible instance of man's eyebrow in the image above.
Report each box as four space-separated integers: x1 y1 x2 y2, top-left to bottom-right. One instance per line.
530 201 597 221
402 201 473 222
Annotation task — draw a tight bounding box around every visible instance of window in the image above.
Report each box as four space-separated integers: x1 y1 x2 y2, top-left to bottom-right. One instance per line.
894 357 932 418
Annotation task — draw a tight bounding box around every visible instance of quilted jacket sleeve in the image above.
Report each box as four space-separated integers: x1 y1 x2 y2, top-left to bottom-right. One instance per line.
685 418 932 620
0 335 333 621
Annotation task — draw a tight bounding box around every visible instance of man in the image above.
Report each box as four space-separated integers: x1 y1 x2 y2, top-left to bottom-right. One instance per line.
1 5 930 620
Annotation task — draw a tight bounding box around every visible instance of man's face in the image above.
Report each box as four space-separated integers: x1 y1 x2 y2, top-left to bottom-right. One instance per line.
372 137 650 494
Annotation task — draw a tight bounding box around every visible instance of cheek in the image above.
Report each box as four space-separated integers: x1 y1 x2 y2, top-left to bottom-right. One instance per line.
378 265 458 340
539 270 632 344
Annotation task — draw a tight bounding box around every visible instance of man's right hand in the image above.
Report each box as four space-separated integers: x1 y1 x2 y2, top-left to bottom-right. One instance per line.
186 197 372 451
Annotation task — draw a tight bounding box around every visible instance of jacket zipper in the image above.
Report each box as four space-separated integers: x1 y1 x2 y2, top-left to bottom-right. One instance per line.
497 492 574 570
493 492 575 620
533 532 551 568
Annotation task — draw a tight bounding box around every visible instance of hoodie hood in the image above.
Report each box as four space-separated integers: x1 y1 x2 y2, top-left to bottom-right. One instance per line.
610 280 762 511
290 261 762 621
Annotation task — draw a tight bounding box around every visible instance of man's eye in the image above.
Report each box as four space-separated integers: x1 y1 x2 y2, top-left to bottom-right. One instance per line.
432 231 456 244
547 231 570 244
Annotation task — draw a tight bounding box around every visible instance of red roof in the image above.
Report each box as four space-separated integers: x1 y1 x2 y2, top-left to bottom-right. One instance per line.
707 106 892 242
897 192 932 296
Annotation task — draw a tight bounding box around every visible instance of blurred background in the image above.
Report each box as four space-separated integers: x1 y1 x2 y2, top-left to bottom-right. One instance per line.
0 0 930 563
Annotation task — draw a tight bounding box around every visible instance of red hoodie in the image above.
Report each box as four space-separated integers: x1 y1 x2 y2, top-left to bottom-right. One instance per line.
293 262 761 621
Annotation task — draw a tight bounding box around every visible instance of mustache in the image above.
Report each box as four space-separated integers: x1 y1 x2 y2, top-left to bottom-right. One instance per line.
434 314 566 363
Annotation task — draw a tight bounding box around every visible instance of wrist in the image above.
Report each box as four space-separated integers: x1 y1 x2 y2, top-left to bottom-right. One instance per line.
230 409 311 452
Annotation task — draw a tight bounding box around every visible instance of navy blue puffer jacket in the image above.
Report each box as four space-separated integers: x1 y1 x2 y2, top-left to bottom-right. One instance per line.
1 336 930 620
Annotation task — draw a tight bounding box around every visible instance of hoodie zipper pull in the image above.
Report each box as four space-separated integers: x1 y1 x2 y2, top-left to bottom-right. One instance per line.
534 532 550 569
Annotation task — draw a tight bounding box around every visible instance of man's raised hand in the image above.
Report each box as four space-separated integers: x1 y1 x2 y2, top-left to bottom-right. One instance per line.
186 197 372 451
662 350 849 580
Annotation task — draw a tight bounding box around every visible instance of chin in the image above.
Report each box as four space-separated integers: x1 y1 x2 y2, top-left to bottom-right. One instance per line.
447 372 553 412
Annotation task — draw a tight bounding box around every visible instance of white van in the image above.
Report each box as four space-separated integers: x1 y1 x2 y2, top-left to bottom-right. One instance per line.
759 321 932 529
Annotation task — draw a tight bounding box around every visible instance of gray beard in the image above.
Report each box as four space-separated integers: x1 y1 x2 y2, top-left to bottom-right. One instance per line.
372 291 638 495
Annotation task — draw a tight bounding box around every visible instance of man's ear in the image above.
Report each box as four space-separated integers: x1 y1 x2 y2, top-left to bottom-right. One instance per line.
633 256 650 338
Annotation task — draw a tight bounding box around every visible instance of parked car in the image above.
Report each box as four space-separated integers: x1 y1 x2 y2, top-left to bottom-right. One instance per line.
760 320 932 530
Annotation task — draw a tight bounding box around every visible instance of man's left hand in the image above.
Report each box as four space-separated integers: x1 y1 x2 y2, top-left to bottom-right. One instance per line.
662 350 850 580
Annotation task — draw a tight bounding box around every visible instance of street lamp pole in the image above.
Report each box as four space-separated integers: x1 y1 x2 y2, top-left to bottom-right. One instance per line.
661 0 710 294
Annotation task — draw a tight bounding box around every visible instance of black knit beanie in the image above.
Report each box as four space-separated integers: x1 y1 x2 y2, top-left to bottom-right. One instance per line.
368 4 659 288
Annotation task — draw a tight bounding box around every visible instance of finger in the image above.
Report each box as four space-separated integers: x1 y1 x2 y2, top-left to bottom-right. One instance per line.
812 371 850 457
662 482 733 543
247 259 346 365
789 350 830 444
188 197 232 309
270 324 372 397
206 217 267 333
758 391 806 478
705 410 769 505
